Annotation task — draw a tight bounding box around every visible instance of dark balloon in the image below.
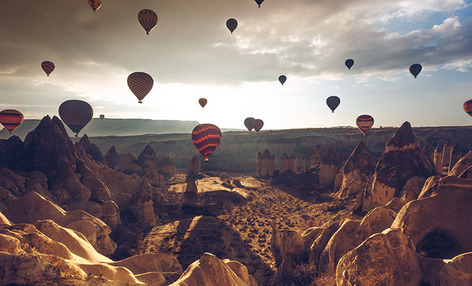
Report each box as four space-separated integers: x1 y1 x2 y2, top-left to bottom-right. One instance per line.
356 115 374 136
192 123 222 162
345 59 354 70
463 100 472 117
252 119 264 132
0 109 24 134
138 9 158 35
255 0 264 8
88 0 102 12
326 96 340 113
244 117 255 131
41 61 55 76
226 18 238 34
100 114 105 120
59 100 93 137
409 64 422 78
199 98 207 109
278 75 287 85
127 72 154 103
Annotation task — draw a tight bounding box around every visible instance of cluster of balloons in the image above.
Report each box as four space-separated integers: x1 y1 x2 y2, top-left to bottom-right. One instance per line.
244 117 264 132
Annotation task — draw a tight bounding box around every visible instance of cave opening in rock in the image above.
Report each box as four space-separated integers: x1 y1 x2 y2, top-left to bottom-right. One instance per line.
416 229 462 259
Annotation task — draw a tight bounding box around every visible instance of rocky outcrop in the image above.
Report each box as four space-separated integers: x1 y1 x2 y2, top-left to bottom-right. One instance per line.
187 155 201 177
310 146 323 169
319 147 342 187
423 143 434 164
448 144 464 174
257 149 275 178
336 228 423 286
440 252 472 285
357 122 434 213
441 143 453 175
104 145 119 168
449 150 472 177
129 180 156 228
138 144 158 170
336 142 375 198
78 134 103 163
157 156 176 177
171 252 257 286
433 144 443 175
280 153 297 174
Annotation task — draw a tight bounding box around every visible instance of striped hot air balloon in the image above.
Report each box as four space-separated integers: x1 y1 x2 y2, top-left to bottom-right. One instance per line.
192 124 222 162
0 109 24 134
356 115 374 136
138 9 158 35
59 100 93 137
41 61 55 76
88 0 102 12
463 100 472 117
252 119 264 132
127 72 154 103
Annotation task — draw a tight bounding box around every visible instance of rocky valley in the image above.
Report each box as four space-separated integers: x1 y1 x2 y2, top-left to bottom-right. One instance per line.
1 116 472 285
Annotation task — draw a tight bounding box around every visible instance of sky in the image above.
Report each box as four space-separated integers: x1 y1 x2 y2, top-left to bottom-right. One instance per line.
1 0 472 131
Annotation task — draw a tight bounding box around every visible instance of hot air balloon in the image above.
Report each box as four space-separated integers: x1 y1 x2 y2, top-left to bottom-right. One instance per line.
255 0 264 8
192 123 222 162
356 115 374 136
199 98 207 109
100 114 105 120
226 18 238 34
127 72 154 103
244 117 255 131
278 75 287 86
41 61 55 76
409 64 422 78
0 109 24 134
345 59 354 70
253 119 264 132
138 9 158 35
326 96 340 113
59 100 93 137
88 0 102 12
463 100 472 117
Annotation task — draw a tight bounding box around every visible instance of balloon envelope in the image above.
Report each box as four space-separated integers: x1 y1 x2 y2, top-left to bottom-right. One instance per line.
226 18 238 34
244 117 255 131
59 100 93 136
253 119 264 132
356 115 374 135
138 9 158 35
128 72 154 103
326 96 341 113
0 109 24 134
345 59 354 70
199 98 207 108
278 75 287 85
192 124 222 162
41 61 55 76
463 100 472 117
100 114 105 120
88 0 101 12
255 0 264 7
409 64 422 78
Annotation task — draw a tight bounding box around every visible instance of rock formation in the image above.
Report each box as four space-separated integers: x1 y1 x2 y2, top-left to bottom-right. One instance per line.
257 149 275 178
449 150 472 177
78 134 103 162
423 143 434 163
448 144 464 174
129 180 157 228
310 146 323 169
433 144 443 175
357 122 434 213
104 145 119 169
137 144 158 170
170 252 257 286
280 153 297 174
157 156 176 177
187 155 201 177
319 147 342 187
336 142 375 198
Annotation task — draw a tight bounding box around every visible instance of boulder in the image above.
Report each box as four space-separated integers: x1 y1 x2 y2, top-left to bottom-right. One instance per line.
440 252 472 285
170 252 257 286
393 182 472 259
336 228 422 286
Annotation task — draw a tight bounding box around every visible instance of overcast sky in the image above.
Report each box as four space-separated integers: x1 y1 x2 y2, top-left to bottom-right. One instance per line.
1 0 472 131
